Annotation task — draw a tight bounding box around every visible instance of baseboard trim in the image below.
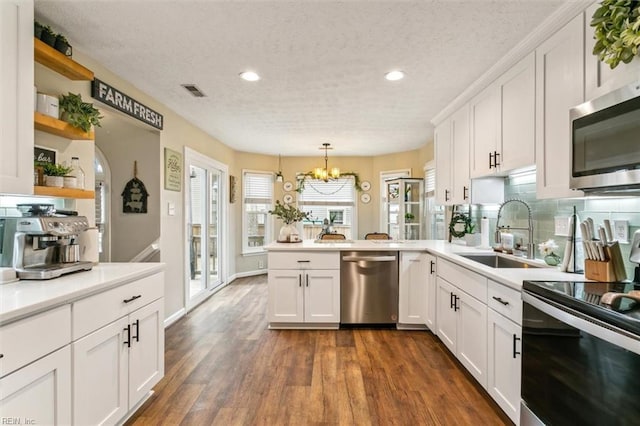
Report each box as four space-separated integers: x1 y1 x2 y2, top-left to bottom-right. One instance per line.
233 270 267 279
164 308 185 328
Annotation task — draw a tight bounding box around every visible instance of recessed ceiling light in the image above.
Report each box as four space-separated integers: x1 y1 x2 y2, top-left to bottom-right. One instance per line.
239 71 260 82
385 70 405 81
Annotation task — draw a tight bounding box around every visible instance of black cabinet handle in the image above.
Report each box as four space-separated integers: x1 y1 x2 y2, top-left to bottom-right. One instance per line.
299 274 302 287
430 260 435 274
132 319 140 342
450 292 455 309
445 189 450 201
492 296 509 306
489 152 494 169
494 151 501 167
513 334 521 358
463 186 469 201
123 295 142 304
0 354 4 359
454 295 460 312
306 274 309 287
124 324 131 348
297 260 310 263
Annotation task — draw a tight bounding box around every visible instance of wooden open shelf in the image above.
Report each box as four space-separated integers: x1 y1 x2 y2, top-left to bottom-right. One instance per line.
34 112 94 140
34 186 95 199
34 38 94 81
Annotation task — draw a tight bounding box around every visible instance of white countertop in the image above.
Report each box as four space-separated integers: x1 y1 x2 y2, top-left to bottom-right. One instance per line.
0 262 165 325
266 239 585 291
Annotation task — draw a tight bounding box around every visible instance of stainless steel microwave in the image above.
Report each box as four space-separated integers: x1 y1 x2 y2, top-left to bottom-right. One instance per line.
570 80 640 193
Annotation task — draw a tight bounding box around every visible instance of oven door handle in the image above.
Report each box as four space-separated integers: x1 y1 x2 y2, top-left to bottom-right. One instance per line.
522 292 640 355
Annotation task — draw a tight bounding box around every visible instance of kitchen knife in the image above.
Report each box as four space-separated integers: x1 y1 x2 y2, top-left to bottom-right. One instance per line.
580 222 591 259
597 242 606 262
604 219 614 242
598 226 608 245
587 218 595 241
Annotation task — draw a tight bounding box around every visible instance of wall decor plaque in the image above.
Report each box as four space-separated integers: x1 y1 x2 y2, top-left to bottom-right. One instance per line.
164 148 182 191
121 161 149 213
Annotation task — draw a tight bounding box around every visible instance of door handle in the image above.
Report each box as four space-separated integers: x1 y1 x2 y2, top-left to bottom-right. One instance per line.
123 295 142 304
453 295 460 311
494 151 501 167
513 334 521 358
450 292 455 309
492 296 509 306
489 152 494 169
342 256 396 262
123 324 131 348
299 274 302 287
132 319 140 343
463 186 469 201
430 260 435 274
445 189 450 201
306 274 309 287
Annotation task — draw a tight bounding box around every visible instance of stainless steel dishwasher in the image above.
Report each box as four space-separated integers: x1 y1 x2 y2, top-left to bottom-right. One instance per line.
340 251 399 324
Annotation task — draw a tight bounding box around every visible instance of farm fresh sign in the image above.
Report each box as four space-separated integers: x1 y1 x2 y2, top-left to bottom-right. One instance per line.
92 78 164 130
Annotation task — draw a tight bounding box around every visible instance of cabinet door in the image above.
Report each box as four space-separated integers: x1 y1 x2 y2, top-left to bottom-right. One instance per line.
73 317 129 426
535 13 584 199
585 4 640 101
0 346 71 425
487 309 522 424
129 298 165 408
456 290 488 389
399 252 428 324
435 277 457 353
434 119 452 205
0 0 34 195
500 51 535 173
304 269 340 323
450 104 471 204
268 269 304 323
470 84 499 178
424 254 437 332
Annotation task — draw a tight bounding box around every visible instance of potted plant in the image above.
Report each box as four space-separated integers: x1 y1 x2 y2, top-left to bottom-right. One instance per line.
43 163 73 188
40 25 56 47
58 92 103 133
464 222 481 247
591 0 640 69
54 34 72 56
34 21 43 39
268 200 311 242
404 212 415 223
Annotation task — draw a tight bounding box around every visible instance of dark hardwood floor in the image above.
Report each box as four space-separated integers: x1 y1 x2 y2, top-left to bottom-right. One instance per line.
126 275 511 425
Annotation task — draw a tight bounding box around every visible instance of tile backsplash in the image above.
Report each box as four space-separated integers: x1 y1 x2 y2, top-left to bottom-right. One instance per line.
472 174 640 280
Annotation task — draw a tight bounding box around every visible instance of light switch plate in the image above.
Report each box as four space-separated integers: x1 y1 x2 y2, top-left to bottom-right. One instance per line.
168 202 176 216
554 216 570 237
613 220 629 243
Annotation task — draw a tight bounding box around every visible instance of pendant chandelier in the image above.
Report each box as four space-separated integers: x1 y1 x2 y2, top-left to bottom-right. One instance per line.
313 143 340 182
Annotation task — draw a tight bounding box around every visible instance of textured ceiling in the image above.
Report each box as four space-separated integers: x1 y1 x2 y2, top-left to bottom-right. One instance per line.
35 0 564 157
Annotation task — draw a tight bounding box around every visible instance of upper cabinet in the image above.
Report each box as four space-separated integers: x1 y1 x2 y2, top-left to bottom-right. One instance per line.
584 4 640 101
434 115 452 205
470 52 535 178
535 13 585 200
435 104 470 205
0 0 34 196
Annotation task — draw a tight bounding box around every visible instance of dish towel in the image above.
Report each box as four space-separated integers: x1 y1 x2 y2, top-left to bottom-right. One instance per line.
561 212 584 273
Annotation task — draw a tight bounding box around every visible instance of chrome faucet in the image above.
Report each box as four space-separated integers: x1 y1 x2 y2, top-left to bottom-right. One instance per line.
495 199 535 259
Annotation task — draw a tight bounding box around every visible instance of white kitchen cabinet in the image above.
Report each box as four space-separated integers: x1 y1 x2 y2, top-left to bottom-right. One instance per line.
434 119 452 205
0 0 34 195
424 253 437 332
73 297 164 425
436 258 488 389
385 178 424 240
535 13 585 199
399 251 429 325
488 309 522 425
471 52 535 178
0 345 71 425
584 4 640 101
470 83 499 178
268 252 340 325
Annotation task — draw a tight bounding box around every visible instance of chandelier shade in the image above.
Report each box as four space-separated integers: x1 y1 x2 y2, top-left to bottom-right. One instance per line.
313 143 341 182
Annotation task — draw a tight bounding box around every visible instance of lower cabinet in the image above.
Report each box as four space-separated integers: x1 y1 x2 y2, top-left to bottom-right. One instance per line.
0 345 71 425
73 298 164 425
399 251 430 325
268 268 340 324
424 254 437 332
436 276 488 388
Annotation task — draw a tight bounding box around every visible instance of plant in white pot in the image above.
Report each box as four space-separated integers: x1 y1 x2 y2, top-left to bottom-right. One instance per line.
268 200 311 242
43 163 72 188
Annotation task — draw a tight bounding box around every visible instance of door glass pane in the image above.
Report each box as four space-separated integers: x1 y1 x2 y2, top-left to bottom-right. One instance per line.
209 171 221 288
189 165 207 299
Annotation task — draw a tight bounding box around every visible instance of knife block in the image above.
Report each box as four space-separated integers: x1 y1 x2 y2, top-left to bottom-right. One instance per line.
585 259 616 282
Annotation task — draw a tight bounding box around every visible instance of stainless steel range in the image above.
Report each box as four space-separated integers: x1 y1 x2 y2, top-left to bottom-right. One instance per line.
13 215 93 279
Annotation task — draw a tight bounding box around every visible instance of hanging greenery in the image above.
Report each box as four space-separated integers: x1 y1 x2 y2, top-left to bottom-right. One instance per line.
449 213 471 239
591 0 640 69
295 171 362 193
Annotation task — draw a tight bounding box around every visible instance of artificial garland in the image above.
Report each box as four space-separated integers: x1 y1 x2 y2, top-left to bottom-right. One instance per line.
295 171 362 193
591 0 640 69
449 213 471 239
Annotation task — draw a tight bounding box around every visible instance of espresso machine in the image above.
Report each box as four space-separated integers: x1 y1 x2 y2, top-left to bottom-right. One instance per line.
12 215 93 279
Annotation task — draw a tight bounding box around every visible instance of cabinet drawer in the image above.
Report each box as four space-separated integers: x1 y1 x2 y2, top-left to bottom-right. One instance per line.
269 252 339 270
488 280 522 325
0 304 71 378
437 258 487 303
73 272 164 340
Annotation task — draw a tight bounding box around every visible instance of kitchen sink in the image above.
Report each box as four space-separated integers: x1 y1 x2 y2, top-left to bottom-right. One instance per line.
458 254 541 269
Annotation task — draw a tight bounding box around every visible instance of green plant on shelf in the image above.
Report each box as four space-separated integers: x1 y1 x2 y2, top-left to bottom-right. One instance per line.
43 163 73 177
404 212 415 223
58 92 103 133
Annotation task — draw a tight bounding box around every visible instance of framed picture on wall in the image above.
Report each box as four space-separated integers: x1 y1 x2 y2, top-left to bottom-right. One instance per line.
164 148 182 191
229 175 237 203
34 146 57 165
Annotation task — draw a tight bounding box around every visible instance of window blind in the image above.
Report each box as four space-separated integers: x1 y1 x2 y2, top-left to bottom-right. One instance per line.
244 171 273 204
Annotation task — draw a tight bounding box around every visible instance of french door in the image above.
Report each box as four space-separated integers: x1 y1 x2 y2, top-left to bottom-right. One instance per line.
185 148 227 310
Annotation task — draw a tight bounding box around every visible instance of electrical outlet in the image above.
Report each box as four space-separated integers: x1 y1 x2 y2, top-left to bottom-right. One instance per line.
554 216 570 237
258 260 264 269
613 220 629 243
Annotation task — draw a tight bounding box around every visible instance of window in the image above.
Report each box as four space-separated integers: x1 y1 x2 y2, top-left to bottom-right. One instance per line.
298 177 356 239
242 171 273 254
